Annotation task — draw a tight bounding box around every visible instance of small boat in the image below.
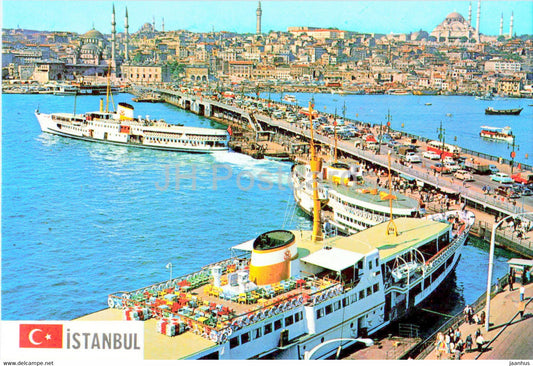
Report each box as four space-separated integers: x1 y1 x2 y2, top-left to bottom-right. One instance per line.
413 90 438 96
475 92 494 101
283 94 297 103
425 103 432 106
479 126 514 143
485 107 523 115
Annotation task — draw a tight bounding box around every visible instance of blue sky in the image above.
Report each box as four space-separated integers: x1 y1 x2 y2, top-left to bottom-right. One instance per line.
2 1 532 36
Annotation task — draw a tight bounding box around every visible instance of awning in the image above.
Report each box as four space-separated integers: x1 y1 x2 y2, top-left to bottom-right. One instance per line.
507 258 533 268
232 239 254 252
301 247 365 272
400 173 416 182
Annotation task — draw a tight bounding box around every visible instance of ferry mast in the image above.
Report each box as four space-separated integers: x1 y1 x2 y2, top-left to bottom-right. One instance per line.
308 100 323 242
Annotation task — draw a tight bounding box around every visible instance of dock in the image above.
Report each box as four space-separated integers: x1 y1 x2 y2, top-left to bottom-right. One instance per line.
417 281 533 360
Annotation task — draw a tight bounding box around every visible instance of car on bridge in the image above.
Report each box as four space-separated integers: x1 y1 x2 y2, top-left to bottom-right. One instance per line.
454 169 474 181
490 172 514 184
423 151 441 160
430 163 451 174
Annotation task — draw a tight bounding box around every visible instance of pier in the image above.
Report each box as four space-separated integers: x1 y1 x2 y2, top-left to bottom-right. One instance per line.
133 86 533 257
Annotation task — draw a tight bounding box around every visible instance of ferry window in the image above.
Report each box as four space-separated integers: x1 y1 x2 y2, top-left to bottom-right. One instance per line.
359 290 365 299
366 287 372 296
334 301 341 311
375 258 379 267
274 319 282 330
229 336 240 349
285 315 294 327
325 305 333 315
357 261 363 270
295 312 302 322
369 261 373 270
351 294 357 302
264 323 272 335
373 283 379 292
316 308 324 319
241 332 250 344
253 327 262 339
343 297 349 307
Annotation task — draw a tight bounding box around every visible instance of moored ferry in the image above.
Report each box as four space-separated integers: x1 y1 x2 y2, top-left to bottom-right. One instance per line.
35 101 229 153
479 126 514 143
291 162 421 235
79 210 473 360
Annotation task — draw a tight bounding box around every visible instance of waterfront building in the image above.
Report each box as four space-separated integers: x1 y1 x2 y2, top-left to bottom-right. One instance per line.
121 63 171 84
484 59 521 73
497 76 522 97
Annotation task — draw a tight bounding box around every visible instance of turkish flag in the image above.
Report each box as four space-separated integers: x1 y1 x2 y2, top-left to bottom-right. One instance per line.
19 324 63 348
227 125 232 136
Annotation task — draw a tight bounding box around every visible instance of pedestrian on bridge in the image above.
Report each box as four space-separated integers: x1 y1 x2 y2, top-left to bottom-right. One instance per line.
519 285 525 302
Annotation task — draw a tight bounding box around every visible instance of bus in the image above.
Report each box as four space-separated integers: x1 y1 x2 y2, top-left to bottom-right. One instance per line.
426 140 461 158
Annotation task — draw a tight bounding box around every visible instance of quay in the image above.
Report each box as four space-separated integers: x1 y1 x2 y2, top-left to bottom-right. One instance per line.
133 86 533 258
416 279 533 360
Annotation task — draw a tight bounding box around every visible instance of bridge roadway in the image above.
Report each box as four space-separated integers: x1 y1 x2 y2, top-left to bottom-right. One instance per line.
149 87 532 221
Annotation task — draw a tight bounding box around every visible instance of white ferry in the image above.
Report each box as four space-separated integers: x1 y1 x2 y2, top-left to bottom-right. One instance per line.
79 209 473 360
291 161 421 235
479 126 514 143
35 102 229 153
77 102 474 360
283 94 297 103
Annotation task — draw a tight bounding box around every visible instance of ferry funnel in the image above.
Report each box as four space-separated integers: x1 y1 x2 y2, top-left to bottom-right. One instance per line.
249 230 297 286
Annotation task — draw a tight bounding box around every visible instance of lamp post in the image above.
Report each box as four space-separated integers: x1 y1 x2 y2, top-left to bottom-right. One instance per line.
508 135 519 175
485 211 533 331
166 262 173 281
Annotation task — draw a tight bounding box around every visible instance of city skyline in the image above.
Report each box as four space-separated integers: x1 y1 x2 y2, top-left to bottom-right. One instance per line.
2 0 532 36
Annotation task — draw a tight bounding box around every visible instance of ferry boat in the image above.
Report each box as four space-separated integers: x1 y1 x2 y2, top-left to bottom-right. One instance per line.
485 107 523 115
387 89 411 95
77 101 475 360
291 162 421 235
283 94 297 103
475 93 494 101
479 126 514 143
35 101 229 153
52 84 79 96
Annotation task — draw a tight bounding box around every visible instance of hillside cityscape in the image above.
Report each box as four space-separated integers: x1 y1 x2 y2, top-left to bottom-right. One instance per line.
2 1 532 97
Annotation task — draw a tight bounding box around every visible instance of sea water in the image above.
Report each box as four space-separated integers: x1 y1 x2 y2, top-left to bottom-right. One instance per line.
259 92 533 165
1 94 513 332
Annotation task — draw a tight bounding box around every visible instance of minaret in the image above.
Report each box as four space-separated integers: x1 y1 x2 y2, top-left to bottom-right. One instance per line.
256 1 262 34
468 2 472 25
124 7 129 61
111 4 116 64
499 13 503 36
152 16 155 31
475 0 480 41
509 12 514 38
162 17 165 32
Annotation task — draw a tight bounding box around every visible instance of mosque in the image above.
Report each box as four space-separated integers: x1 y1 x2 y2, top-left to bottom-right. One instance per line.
430 1 515 43
430 11 477 42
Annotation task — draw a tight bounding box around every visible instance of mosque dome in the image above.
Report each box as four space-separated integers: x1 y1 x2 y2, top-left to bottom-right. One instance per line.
445 12 465 22
82 29 105 40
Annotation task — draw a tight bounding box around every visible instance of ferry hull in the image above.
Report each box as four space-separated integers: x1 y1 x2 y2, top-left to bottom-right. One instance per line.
35 112 228 153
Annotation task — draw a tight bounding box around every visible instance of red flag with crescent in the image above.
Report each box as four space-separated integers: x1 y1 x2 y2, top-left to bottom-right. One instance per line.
227 125 233 136
20 324 63 348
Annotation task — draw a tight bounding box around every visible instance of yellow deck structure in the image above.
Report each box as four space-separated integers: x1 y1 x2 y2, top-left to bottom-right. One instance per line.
295 218 450 261
76 309 216 359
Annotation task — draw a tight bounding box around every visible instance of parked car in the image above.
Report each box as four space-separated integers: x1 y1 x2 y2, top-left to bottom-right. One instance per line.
404 152 421 163
488 165 499 174
443 156 455 165
430 163 451 174
490 172 514 183
454 170 474 181
423 151 441 160
444 162 460 172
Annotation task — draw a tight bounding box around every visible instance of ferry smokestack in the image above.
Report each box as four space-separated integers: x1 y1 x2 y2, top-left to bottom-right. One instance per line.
249 230 296 286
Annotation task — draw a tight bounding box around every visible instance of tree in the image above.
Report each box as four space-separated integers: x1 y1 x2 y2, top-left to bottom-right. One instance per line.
168 61 185 81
